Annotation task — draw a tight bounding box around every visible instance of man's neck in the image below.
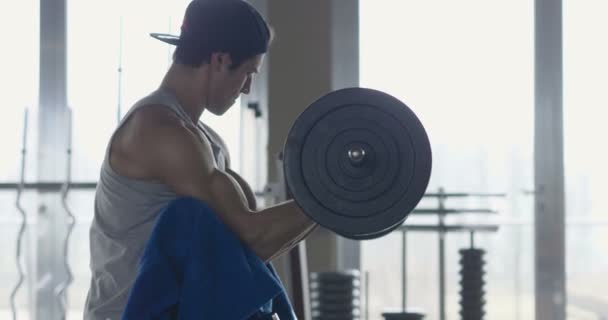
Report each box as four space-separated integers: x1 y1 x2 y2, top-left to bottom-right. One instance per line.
159 64 209 123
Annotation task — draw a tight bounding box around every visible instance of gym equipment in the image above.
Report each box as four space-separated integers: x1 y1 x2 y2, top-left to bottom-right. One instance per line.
10 109 28 320
381 227 427 320
1 88 431 242
310 271 361 320
7 109 82 320
54 108 76 319
284 88 432 240
392 188 503 320
382 311 425 320
459 233 486 320
2 87 429 319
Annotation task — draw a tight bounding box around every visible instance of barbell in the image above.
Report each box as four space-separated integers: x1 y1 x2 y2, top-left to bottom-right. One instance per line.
283 87 432 240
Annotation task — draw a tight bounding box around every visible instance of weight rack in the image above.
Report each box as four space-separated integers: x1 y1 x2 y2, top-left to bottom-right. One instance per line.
387 188 504 320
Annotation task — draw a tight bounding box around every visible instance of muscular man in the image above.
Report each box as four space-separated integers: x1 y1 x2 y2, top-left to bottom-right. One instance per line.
84 1 316 319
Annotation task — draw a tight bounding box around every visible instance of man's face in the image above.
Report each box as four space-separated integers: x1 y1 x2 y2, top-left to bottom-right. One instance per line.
206 53 264 115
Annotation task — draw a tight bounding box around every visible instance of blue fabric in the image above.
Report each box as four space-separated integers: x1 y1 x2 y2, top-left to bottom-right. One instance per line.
121 197 296 320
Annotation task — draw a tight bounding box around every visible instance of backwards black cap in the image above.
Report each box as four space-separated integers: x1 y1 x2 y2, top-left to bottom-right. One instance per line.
151 0 271 66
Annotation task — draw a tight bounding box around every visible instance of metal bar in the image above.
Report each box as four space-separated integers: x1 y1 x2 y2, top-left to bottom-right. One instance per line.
0 182 268 194
117 17 123 125
397 224 500 233
288 244 306 320
470 231 475 249
437 188 446 320
38 0 69 316
412 208 497 214
0 182 97 190
54 108 75 318
260 191 505 199
10 109 28 320
364 271 370 320
535 0 566 319
423 192 506 198
401 229 407 311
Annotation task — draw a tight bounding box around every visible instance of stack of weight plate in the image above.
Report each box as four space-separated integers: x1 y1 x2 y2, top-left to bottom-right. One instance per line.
310 270 361 320
459 248 486 320
381 311 425 320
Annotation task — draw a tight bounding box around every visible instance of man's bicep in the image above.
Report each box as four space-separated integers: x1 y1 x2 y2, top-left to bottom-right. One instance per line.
149 126 253 230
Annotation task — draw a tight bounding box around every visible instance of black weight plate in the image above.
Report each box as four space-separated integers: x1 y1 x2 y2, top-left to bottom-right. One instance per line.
311 298 360 306
352 213 409 240
310 278 361 286
310 294 361 304
310 270 361 279
311 309 361 317
311 303 361 313
284 87 432 239
381 312 426 320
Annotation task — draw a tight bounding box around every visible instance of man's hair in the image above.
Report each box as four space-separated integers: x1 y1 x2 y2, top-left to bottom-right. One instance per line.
171 0 273 70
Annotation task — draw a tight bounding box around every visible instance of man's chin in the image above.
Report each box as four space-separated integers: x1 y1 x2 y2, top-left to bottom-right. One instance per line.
211 107 229 116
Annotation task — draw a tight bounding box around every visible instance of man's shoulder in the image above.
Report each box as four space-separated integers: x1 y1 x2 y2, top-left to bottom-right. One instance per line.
111 104 210 179
129 104 188 131
128 106 205 153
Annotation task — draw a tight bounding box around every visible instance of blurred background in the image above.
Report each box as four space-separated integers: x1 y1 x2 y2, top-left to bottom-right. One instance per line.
0 0 606 319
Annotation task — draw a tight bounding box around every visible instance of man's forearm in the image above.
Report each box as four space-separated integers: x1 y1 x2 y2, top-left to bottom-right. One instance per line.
269 222 318 261
206 170 313 262
226 169 317 260
250 200 317 262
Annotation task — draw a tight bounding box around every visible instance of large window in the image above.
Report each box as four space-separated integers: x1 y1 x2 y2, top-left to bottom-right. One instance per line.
0 1 39 319
0 1 246 318
359 1 534 319
361 1 608 319
563 1 608 318
0 0 39 182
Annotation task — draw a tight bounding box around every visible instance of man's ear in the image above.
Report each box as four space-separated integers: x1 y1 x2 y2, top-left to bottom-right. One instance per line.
210 52 233 72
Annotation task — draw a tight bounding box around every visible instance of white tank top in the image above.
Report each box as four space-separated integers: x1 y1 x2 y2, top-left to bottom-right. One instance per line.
84 89 227 320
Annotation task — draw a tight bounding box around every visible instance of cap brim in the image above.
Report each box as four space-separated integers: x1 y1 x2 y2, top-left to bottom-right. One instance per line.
150 33 180 46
